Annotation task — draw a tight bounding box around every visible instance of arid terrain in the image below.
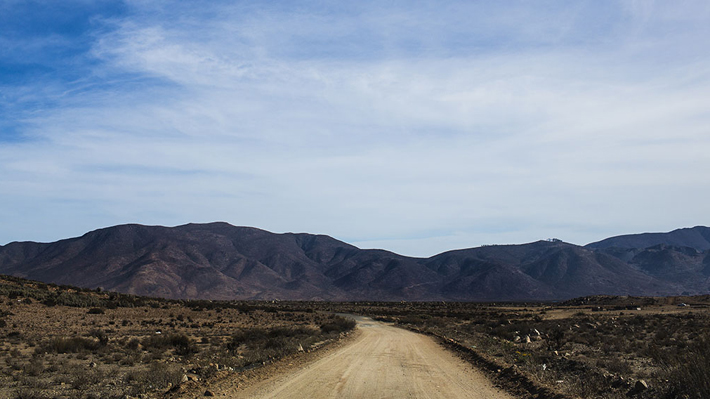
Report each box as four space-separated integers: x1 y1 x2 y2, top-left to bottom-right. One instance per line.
2 275 710 399
0 276 355 399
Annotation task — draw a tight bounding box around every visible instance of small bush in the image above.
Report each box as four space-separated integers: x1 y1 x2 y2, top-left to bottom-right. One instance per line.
70 368 103 390
125 362 183 394
22 358 44 377
125 338 140 350
89 329 109 346
87 307 105 315
320 317 356 334
42 337 101 353
142 333 196 356
662 338 710 398
13 388 49 399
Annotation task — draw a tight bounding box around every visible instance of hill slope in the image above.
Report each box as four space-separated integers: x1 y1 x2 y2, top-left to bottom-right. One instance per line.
586 226 710 251
1 223 708 300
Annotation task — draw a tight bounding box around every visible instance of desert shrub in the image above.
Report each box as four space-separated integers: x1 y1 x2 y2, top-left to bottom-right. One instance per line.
547 326 565 350
596 358 632 375
89 329 109 346
142 333 196 355
22 358 44 376
42 337 101 353
125 362 183 394
13 388 49 399
87 307 105 315
662 338 710 398
125 338 140 350
40 298 56 307
70 367 104 389
226 325 319 360
227 328 268 351
397 314 426 325
320 317 356 334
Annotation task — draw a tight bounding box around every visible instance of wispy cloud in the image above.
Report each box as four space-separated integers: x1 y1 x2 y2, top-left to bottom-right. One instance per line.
1 1 710 256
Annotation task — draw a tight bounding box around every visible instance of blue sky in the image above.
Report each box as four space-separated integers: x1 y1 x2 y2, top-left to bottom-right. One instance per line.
1 0 710 256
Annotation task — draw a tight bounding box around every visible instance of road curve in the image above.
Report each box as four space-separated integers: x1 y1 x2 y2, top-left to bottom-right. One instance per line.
235 316 513 399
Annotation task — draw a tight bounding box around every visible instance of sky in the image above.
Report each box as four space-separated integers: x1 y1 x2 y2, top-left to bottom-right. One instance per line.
1 0 710 257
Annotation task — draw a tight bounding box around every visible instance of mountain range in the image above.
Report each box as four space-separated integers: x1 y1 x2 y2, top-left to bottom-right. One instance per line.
1 223 709 301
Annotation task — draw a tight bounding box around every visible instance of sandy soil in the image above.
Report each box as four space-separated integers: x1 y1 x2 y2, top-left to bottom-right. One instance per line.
229 316 513 399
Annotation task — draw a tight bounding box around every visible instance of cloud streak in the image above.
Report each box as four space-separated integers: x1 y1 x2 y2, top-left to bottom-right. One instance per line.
1 1 710 256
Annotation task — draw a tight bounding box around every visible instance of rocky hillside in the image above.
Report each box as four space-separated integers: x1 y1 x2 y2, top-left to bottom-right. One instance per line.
1 223 708 300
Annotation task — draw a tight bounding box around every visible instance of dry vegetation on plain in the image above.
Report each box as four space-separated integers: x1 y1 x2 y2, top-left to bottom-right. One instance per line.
0 276 355 399
3 274 710 399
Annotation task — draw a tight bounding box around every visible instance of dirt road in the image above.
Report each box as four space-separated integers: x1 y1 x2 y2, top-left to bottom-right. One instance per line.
234 316 513 399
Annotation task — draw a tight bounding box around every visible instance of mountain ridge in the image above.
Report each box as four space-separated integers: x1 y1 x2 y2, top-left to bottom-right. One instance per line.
1 223 708 301
586 226 710 251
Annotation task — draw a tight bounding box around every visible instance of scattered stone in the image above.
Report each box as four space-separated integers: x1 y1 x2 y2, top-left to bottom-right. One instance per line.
89 361 97 368
524 335 531 344
204 390 215 396
513 336 521 343
626 379 648 396
181 374 189 383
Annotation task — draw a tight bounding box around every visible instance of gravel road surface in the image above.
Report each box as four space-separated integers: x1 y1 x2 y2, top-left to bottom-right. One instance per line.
233 316 513 399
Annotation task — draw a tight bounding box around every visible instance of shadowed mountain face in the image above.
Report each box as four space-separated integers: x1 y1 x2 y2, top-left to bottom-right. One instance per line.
586 226 710 251
0 223 708 300
585 226 710 295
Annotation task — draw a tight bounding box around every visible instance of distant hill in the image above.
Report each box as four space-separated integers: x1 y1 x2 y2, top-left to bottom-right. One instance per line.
586 226 710 251
1 223 709 300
